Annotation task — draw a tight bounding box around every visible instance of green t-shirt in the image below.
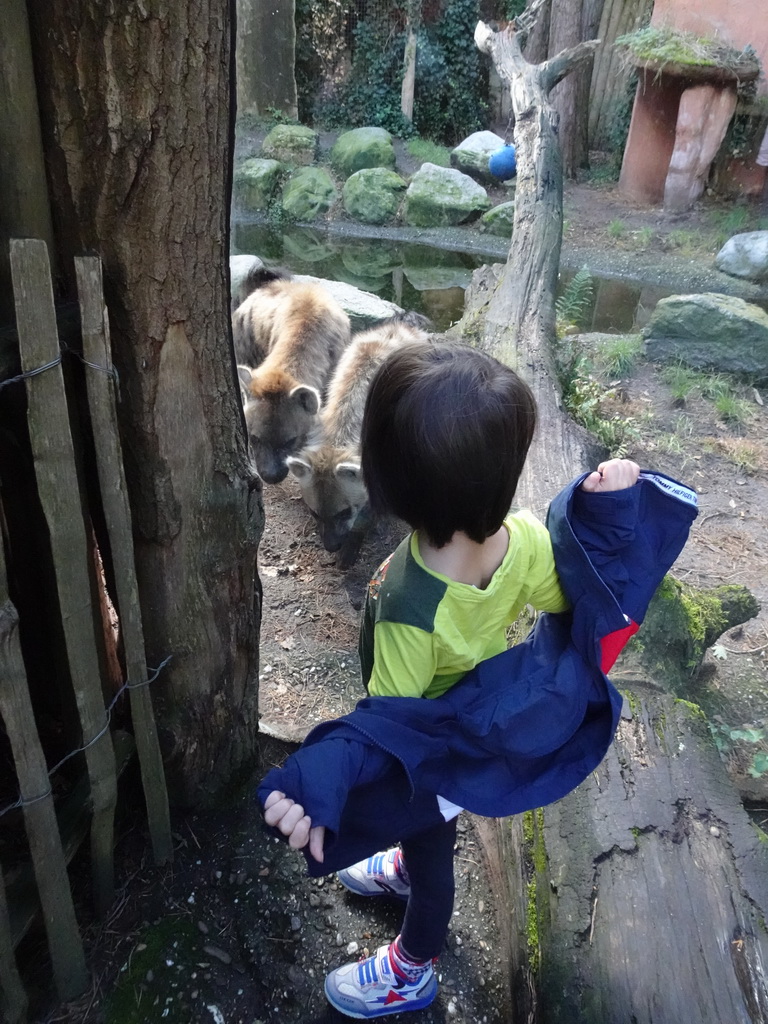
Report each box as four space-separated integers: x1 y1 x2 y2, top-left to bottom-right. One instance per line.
358 511 569 699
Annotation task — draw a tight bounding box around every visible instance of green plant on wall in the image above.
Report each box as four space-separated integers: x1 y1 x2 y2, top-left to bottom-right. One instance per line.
412 0 488 143
317 17 416 136
303 0 488 144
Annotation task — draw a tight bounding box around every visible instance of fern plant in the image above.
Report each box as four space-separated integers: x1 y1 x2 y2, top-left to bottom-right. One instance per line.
555 267 594 334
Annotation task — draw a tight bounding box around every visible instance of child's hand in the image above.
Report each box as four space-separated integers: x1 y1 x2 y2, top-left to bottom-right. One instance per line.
263 790 325 863
581 459 640 493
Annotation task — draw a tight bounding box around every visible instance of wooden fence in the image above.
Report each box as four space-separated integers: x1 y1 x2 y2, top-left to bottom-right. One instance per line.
0 239 172 1022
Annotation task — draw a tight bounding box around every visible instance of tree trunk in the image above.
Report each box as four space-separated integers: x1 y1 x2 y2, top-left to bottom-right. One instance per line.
236 0 298 119
401 14 419 123
523 0 552 65
26 0 263 805
471 19 600 509
548 0 599 177
469 19 768 1022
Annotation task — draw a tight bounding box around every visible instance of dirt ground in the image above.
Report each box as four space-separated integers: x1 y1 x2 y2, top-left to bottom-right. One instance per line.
24 160 768 1024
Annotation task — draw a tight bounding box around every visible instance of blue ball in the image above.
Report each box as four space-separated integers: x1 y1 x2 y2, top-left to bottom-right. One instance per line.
488 145 517 181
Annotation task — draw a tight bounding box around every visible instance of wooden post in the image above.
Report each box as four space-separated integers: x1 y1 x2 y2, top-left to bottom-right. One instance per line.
74 255 173 865
0 0 56 322
401 1 420 122
0 534 88 1003
10 238 117 917
0 864 27 1024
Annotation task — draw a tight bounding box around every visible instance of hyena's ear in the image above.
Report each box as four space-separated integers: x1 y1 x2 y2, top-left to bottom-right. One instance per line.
335 461 362 484
290 384 321 416
286 455 313 484
237 365 254 403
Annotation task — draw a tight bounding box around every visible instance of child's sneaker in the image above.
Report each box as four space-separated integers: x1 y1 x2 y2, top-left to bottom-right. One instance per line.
324 943 437 1018
337 849 410 900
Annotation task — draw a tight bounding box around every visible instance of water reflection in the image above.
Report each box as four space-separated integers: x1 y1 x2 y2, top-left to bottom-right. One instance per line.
232 222 673 335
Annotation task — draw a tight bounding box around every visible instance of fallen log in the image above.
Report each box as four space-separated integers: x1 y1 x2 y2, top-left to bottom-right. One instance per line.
466 15 768 1023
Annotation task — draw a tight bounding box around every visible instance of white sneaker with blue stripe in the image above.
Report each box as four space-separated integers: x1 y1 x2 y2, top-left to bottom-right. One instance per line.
337 849 410 900
324 943 437 1018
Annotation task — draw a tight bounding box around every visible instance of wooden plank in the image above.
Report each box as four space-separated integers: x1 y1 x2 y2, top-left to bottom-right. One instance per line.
74 255 173 865
0 535 88 1002
9 238 117 917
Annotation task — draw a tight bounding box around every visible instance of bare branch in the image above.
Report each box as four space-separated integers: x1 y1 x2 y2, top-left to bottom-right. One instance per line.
541 40 601 94
514 0 548 44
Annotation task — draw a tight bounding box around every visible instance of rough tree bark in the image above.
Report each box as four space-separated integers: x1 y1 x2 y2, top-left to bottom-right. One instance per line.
471 9 600 511
548 0 602 177
26 0 263 805
470 16 768 1023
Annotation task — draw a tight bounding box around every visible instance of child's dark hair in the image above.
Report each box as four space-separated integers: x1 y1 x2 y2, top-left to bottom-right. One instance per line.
361 342 537 547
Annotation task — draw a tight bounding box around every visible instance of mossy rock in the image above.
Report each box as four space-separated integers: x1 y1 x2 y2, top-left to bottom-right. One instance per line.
480 201 515 237
281 167 338 222
403 163 491 228
233 158 282 213
642 293 768 376
342 167 407 225
450 130 506 182
262 124 318 166
330 127 397 178
619 575 760 696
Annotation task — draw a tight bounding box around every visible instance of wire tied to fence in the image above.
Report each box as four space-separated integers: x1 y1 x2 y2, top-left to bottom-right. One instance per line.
0 343 120 398
0 654 172 821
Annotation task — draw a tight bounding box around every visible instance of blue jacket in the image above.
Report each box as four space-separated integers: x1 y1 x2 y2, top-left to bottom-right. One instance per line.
258 471 698 875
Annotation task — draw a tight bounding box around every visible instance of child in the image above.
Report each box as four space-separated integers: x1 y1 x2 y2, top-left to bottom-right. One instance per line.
262 341 642 1018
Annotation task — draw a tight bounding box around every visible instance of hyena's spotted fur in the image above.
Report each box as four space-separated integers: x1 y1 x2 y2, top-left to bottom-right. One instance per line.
287 312 431 567
233 275 351 484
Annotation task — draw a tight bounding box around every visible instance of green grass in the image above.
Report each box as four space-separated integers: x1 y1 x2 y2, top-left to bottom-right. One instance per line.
635 226 654 247
406 138 452 166
698 372 732 401
608 219 626 239
664 228 707 254
704 437 762 474
714 392 752 425
596 335 644 377
661 363 699 402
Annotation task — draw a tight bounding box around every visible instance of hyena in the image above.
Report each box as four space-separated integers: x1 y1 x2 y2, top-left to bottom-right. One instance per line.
286 312 431 568
233 274 351 484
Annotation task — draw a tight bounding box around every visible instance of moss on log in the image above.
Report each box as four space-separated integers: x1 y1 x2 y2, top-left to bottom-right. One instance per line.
616 576 760 695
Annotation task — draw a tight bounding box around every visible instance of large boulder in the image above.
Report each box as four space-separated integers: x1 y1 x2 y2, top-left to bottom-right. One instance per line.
262 124 318 166
715 231 768 283
642 292 768 376
450 130 506 182
403 163 491 227
330 127 397 178
295 274 402 330
480 201 515 237
282 167 338 222
342 167 407 225
233 158 282 213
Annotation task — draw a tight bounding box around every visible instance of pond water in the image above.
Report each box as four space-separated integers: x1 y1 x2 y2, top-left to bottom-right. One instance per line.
232 221 675 335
